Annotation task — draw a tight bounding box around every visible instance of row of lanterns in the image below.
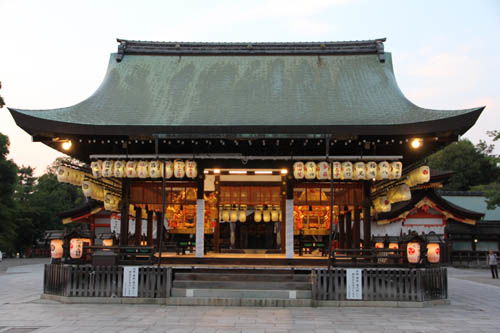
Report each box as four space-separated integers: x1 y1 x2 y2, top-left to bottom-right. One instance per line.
293 161 403 181
50 238 92 259
90 160 198 179
219 205 281 223
57 166 89 186
374 241 440 264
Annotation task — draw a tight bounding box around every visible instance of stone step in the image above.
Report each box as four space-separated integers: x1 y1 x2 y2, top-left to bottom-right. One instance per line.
174 272 311 282
171 288 312 299
172 280 312 290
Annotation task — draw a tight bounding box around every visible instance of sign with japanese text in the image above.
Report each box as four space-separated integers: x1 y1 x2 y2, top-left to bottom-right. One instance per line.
123 266 139 297
346 269 362 300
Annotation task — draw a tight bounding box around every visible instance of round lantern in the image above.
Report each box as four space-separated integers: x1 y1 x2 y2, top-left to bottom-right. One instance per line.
125 161 138 178
263 209 271 222
387 184 411 204
222 209 230 222
341 162 353 180
406 166 430 187
164 161 174 179
254 208 263 223
375 242 384 249
185 160 198 179
102 160 114 178
271 206 280 222
316 161 331 180
377 161 390 180
293 162 305 179
407 242 421 264
332 162 342 179
137 160 149 178
388 242 399 250
353 162 366 180
102 239 113 247
230 207 239 222
81 180 93 198
70 239 84 259
56 166 70 183
427 243 440 263
304 161 316 180
90 160 102 178
239 205 247 222
149 160 163 178
390 161 403 179
366 161 377 180
373 196 391 213
113 160 126 178
50 239 64 259
173 160 185 178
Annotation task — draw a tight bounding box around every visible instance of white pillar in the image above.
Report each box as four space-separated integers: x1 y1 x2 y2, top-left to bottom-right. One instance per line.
195 199 205 258
286 199 294 259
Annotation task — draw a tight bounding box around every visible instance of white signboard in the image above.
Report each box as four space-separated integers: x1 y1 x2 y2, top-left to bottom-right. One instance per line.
346 269 363 300
123 266 139 297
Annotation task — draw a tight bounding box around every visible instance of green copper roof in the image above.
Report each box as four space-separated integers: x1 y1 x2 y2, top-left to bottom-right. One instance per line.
10 50 483 135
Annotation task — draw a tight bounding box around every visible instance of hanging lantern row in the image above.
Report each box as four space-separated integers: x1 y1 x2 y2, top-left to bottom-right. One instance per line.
219 205 281 223
90 159 198 179
372 184 412 213
57 166 89 186
292 161 402 181
404 166 430 187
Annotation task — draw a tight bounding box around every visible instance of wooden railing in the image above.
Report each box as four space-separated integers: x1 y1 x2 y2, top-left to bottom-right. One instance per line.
312 267 447 301
450 250 500 267
44 264 172 298
330 248 405 267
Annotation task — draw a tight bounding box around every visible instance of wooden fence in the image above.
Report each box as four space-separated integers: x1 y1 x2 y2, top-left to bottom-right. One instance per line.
44 264 172 298
312 267 447 301
450 250 498 267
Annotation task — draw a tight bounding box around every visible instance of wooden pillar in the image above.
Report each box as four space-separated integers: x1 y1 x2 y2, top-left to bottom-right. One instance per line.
363 181 372 248
155 211 163 250
353 206 361 249
214 174 221 253
135 206 142 246
338 214 345 249
147 210 154 246
281 174 288 254
345 207 352 249
119 180 130 246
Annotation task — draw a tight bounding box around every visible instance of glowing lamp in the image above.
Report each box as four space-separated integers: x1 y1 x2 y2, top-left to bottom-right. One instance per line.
427 243 440 263
410 138 423 149
388 242 399 250
61 140 72 151
102 239 113 247
50 239 64 259
407 242 421 264
375 242 384 249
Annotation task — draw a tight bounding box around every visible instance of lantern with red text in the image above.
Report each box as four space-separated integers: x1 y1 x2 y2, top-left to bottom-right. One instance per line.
427 243 440 263
293 162 305 179
406 242 421 264
50 239 64 259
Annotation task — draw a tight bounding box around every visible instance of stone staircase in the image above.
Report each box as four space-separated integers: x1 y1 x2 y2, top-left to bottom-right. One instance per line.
170 268 313 305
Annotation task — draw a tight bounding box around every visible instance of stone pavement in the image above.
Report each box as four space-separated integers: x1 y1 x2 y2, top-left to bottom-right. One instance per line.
0 259 500 332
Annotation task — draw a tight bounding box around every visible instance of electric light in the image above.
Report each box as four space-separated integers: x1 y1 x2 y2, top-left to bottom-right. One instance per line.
410 138 423 149
280 169 288 175
61 140 72 151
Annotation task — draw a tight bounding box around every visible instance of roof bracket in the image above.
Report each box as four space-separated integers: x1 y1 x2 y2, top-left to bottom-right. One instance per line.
376 40 385 63
116 40 127 62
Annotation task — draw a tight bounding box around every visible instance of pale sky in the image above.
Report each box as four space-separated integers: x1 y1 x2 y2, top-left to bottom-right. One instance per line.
1 0 499 175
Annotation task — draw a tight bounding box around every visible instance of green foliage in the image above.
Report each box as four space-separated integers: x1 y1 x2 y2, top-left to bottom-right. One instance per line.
0 133 18 252
427 139 500 191
473 182 500 209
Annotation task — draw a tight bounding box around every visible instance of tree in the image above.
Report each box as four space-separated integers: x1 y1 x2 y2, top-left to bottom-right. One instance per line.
0 81 5 108
473 131 500 208
0 133 18 253
428 139 500 191
13 167 37 252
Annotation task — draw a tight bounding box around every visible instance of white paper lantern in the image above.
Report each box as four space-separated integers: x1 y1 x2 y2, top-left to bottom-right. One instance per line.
375 242 384 249
110 213 121 234
137 160 149 178
377 161 390 180
407 242 421 264
353 162 366 180
304 161 316 180
316 161 331 180
90 161 102 178
427 243 440 263
82 180 93 198
387 184 411 204
239 207 247 223
389 242 399 250
341 162 353 180
332 162 342 179
70 238 84 259
366 161 377 180
293 162 305 179
50 239 64 259
56 166 70 183
406 166 431 187
222 209 230 222
113 160 126 178
390 161 403 179
373 196 391 213
164 161 174 179
173 160 185 178
230 208 239 222
254 209 262 223
102 160 114 178
125 161 138 178
149 160 163 178
263 209 271 222
185 160 198 179
271 207 280 222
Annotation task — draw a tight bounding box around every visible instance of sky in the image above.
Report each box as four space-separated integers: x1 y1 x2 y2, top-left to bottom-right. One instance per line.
0 0 499 175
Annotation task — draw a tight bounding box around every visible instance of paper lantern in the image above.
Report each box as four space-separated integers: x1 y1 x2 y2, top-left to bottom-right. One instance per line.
113 160 126 178
375 242 384 249
70 239 84 259
304 161 316 180
239 206 247 222
222 209 230 222
137 160 149 178
271 206 280 222
332 162 342 179
254 208 262 223
427 243 440 263
173 160 185 178
90 161 102 178
230 208 239 222
377 161 390 180
353 162 366 180
164 161 174 179
388 243 399 250
263 209 271 222
387 184 411 204
50 239 64 259
316 161 331 180
56 166 70 183
82 180 93 197
125 161 138 178
389 161 403 179
366 161 377 180
373 196 391 213
407 242 421 264
185 160 198 179
341 162 353 180
149 160 163 178
102 160 114 178
406 166 430 187
293 162 305 179
110 213 121 234
102 239 113 247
